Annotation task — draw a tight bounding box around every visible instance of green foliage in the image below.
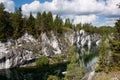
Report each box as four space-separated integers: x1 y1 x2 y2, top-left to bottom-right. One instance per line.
82 23 95 33
35 12 42 38
27 12 35 36
11 7 24 39
96 40 110 72
75 23 82 30
96 20 120 72
109 40 120 71
64 18 72 28
51 54 67 64
0 3 4 11
114 19 120 40
108 20 120 71
47 75 59 80
36 56 49 67
97 26 115 36
0 3 115 42
46 11 54 30
75 23 115 36
67 46 77 63
40 11 48 32
65 46 85 80
54 15 63 34
0 3 13 42
65 63 85 80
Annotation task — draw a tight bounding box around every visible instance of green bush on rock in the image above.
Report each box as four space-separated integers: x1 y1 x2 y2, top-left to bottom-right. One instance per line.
47 75 59 80
36 56 49 67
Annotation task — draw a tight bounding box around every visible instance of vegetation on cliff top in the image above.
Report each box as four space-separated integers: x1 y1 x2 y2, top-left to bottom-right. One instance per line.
0 3 115 42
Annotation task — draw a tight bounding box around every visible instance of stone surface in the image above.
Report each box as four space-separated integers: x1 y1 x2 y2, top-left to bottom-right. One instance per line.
0 30 102 69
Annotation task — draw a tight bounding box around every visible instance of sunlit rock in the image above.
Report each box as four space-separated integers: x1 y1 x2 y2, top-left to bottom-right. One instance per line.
0 30 102 69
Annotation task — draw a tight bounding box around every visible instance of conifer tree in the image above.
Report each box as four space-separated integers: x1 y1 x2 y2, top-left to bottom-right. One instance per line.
54 15 63 34
96 40 109 72
0 3 13 41
114 19 120 40
75 23 82 30
64 18 72 28
35 12 42 37
27 12 35 35
46 11 54 30
11 7 23 39
22 17 27 33
110 19 120 70
109 5 120 71
65 46 85 80
41 11 47 31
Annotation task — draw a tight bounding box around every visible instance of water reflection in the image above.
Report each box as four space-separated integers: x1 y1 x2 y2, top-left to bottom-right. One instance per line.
0 63 67 80
77 45 99 72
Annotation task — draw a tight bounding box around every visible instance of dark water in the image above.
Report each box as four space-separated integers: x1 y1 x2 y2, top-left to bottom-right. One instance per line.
0 55 98 80
0 54 98 80
0 63 67 80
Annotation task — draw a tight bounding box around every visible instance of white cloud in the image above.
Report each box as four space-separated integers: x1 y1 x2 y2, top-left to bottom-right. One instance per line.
0 0 119 26
0 0 15 12
22 1 40 13
21 0 106 15
72 15 98 24
105 17 119 26
21 0 120 26
102 0 120 17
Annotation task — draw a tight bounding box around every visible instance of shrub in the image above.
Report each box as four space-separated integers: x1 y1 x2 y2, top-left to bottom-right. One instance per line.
47 75 59 80
36 56 49 67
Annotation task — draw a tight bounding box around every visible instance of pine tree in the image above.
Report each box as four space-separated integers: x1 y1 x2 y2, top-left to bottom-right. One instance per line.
0 3 13 42
46 11 54 30
35 12 42 37
41 11 47 32
0 3 6 41
96 40 109 72
114 19 120 40
65 46 85 80
75 23 82 30
22 17 27 33
64 18 72 28
110 19 120 71
11 7 23 39
54 15 63 34
27 12 35 35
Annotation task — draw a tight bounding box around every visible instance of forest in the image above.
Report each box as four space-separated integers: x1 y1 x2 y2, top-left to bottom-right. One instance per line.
0 3 115 42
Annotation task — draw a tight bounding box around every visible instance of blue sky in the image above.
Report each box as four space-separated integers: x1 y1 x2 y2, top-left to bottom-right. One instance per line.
14 0 52 7
14 0 33 7
0 0 120 26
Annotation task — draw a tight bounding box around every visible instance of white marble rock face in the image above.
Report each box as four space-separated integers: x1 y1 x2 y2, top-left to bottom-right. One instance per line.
0 30 102 69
